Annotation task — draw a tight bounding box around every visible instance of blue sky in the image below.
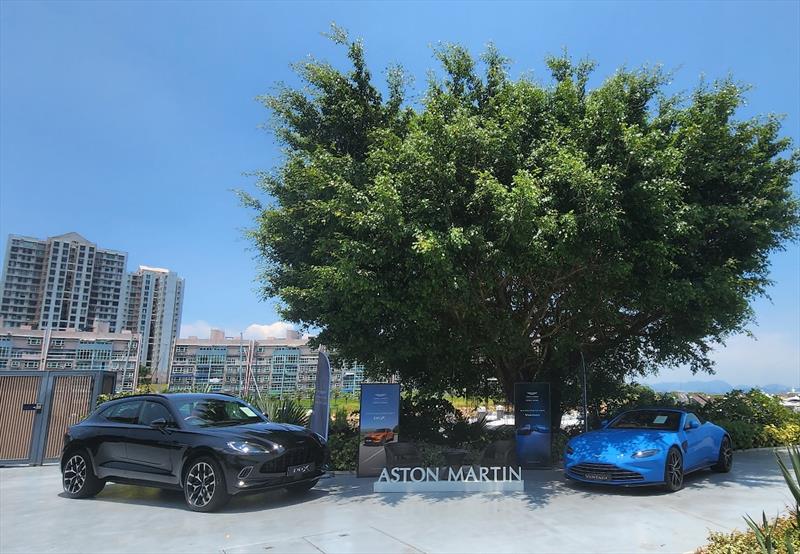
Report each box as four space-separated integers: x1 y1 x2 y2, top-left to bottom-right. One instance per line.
1 1 798 387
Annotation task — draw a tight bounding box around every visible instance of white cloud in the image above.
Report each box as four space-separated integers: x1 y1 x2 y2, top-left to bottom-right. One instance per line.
242 322 296 340
180 319 298 340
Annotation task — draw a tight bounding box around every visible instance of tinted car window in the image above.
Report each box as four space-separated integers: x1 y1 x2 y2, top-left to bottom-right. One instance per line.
103 400 143 424
609 410 681 431
171 398 263 427
140 401 175 426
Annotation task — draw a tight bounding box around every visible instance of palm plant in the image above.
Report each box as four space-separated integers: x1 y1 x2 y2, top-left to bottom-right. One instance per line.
745 446 800 554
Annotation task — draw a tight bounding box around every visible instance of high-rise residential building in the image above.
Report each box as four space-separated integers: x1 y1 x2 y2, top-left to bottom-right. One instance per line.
0 326 141 392
0 233 127 331
0 233 184 380
122 266 184 384
168 329 365 395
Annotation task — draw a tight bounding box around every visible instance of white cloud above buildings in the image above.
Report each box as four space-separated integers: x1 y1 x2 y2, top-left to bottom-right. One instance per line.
180 319 298 340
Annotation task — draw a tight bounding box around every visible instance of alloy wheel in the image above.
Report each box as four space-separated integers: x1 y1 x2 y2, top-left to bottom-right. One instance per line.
668 450 683 489
186 462 216 508
722 438 733 469
63 455 87 494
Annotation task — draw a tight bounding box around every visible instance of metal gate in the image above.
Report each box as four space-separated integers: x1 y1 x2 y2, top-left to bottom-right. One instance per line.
0 370 115 466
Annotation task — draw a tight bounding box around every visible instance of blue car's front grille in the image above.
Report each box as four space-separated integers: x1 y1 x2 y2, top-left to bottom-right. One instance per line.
569 462 644 482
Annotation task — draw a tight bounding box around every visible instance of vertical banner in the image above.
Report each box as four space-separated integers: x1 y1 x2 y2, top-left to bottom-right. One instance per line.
514 382 552 468
310 351 332 440
357 383 400 477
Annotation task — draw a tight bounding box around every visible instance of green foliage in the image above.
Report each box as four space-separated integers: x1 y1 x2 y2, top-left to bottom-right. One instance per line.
600 382 680 416
243 25 800 407
254 397 310 427
400 393 491 447
698 390 800 449
702 390 798 428
716 420 764 450
326 433 359 471
701 514 800 554
330 407 357 436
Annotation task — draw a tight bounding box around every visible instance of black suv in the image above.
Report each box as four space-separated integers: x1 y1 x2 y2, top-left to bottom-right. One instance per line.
60 393 329 511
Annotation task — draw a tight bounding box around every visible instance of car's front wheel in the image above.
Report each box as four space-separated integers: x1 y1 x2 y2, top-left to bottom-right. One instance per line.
285 478 319 494
663 447 684 492
712 436 733 473
62 449 105 499
183 456 230 512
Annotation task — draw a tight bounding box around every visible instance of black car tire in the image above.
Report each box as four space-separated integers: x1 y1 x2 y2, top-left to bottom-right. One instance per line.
62 449 105 499
183 456 230 512
663 447 684 492
711 436 733 473
285 479 319 493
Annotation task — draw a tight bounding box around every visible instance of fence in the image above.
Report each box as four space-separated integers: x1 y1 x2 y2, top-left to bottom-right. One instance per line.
0 370 115 466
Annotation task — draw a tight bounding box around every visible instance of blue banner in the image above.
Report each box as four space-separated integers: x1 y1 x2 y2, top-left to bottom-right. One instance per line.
358 383 400 477
514 382 551 468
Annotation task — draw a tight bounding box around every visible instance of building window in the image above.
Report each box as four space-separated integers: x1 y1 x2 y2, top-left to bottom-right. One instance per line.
27 337 42 345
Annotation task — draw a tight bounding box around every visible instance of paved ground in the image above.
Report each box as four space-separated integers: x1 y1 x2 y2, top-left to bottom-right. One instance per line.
0 449 792 554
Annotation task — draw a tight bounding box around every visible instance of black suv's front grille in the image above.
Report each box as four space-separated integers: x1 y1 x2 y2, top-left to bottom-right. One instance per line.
569 462 644 481
260 445 321 474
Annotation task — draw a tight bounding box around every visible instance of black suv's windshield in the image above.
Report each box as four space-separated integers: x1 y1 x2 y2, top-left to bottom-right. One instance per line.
608 410 681 431
171 398 264 427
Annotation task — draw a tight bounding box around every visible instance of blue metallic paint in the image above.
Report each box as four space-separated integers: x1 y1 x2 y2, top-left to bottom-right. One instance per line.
564 409 729 488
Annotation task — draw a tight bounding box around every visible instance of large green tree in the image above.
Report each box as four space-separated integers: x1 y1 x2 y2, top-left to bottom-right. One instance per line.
242 28 799 422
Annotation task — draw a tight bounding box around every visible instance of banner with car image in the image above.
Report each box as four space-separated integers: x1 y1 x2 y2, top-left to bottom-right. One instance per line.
514 382 551 468
357 383 400 477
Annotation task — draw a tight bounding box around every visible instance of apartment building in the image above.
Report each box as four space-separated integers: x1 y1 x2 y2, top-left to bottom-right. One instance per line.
122 266 184 384
0 233 127 331
169 329 365 395
0 233 183 380
0 326 141 392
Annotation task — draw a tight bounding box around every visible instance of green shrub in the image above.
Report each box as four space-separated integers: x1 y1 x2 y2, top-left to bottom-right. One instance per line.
765 423 800 447
327 434 358 471
714 419 764 450
699 513 800 554
700 390 798 429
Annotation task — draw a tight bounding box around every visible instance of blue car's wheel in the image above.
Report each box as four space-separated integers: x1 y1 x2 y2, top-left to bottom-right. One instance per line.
712 436 733 473
663 447 683 492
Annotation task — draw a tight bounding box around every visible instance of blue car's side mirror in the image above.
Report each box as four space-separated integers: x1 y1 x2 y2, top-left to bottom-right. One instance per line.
687 420 700 430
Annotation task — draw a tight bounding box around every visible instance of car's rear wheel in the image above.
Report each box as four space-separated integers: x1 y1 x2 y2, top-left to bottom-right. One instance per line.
62 449 105 499
183 456 230 512
712 436 733 473
663 447 683 492
285 478 319 494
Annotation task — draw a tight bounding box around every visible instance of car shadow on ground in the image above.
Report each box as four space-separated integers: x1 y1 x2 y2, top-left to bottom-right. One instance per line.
64 484 333 514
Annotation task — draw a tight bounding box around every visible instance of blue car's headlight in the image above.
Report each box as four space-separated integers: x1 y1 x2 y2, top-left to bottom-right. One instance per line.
632 449 660 459
226 441 284 455
565 444 574 455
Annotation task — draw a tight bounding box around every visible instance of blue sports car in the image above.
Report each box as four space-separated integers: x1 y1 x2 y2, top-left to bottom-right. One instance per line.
564 408 732 492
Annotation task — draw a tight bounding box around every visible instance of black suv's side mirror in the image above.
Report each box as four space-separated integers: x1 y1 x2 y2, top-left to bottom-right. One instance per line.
150 417 169 429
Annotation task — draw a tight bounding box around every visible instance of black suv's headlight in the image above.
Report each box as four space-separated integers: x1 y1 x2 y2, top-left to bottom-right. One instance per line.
226 441 284 455
312 432 327 445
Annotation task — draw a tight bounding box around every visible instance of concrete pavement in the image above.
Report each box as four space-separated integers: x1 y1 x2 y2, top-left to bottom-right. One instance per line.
0 449 792 554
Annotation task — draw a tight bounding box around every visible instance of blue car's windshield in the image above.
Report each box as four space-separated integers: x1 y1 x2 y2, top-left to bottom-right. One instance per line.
609 410 681 431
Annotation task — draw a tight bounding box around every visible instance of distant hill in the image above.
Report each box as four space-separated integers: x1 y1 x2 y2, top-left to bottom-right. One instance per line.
648 380 793 395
